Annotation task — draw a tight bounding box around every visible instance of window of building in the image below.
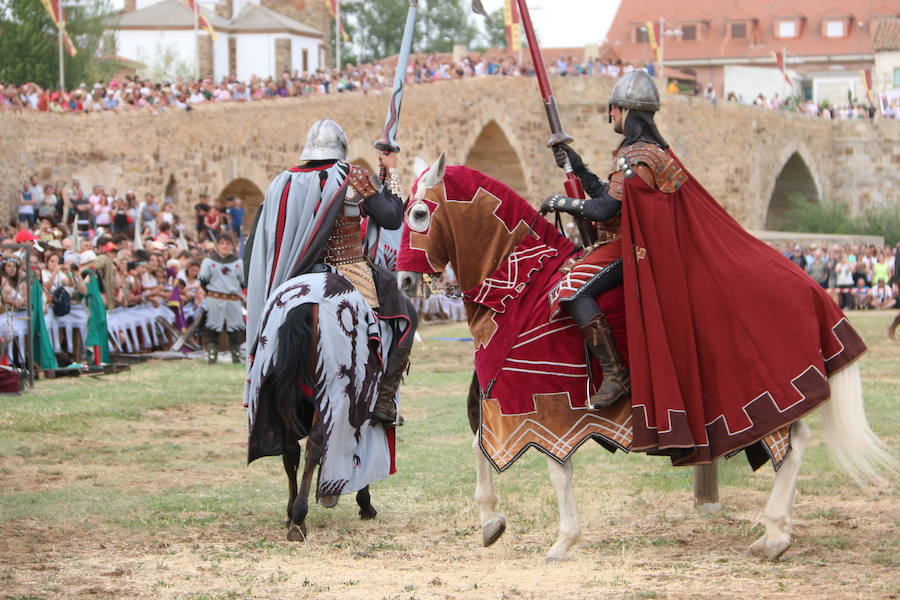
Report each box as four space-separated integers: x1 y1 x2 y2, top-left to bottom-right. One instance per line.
635 26 649 43
682 24 697 41
303 49 309 73
824 19 845 38
776 20 797 38
894 68 900 87
731 22 748 39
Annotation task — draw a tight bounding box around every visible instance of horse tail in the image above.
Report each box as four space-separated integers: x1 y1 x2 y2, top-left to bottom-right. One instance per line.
821 362 896 486
272 303 317 439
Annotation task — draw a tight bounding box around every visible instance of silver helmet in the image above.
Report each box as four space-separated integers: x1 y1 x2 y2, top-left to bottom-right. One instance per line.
300 118 348 161
608 69 660 112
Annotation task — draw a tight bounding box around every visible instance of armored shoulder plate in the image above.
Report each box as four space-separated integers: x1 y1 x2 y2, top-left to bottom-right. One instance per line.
619 142 688 193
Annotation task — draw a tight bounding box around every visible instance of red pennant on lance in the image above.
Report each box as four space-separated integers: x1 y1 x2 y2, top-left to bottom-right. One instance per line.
773 50 792 87
185 0 218 41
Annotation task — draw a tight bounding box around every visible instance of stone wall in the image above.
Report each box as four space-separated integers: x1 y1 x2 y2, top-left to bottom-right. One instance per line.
5 76 898 234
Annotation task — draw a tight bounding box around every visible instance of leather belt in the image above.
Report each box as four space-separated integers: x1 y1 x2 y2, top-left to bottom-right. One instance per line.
207 291 242 301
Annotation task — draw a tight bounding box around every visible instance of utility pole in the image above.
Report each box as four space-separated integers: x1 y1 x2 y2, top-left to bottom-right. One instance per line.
335 0 341 70
194 0 200 80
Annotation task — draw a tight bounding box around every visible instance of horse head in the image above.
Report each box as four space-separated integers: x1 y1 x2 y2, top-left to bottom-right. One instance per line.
397 153 566 302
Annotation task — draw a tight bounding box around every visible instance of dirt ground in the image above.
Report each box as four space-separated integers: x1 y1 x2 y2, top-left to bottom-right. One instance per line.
1 313 898 599
1 402 897 600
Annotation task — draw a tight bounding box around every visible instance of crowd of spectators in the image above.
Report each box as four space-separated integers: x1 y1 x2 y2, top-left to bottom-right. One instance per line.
773 241 900 311
2 175 247 366
0 53 642 114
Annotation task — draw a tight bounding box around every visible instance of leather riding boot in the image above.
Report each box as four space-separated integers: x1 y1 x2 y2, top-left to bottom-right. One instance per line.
206 340 219 365
372 346 411 425
888 313 900 340
581 313 630 409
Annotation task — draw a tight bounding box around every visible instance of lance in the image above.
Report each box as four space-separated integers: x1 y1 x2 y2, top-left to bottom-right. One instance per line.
374 0 419 154
516 0 596 246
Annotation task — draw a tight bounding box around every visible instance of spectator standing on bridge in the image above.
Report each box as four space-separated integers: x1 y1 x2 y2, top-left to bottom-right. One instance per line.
139 193 159 236
226 197 245 253
194 193 211 240
17 181 36 227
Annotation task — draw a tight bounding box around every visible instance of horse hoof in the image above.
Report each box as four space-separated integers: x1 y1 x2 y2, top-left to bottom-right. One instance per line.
696 502 722 514
748 532 791 561
286 521 307 542
481 516 506 547
359 506 378 521
320 495 339 509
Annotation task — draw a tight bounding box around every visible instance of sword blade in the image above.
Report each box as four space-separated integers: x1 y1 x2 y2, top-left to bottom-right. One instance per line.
375 1 419 154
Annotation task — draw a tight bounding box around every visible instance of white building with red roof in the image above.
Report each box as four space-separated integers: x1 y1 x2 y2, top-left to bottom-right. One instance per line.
605 0 900 105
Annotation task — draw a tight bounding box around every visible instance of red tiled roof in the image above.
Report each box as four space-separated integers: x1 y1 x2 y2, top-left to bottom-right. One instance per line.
675 9 711 22
606 0 900 64
820 6 854 17
873 18 900 49
772 7 806 18
872 3 900 16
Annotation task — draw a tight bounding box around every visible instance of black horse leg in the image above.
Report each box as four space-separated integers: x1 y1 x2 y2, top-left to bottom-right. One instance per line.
287 418 321 542
282 440 300 528
356 485 377 520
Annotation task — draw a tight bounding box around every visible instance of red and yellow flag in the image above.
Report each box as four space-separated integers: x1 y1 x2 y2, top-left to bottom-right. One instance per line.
772 50 793 87
644 20 661 64
185 0 218 42
860 69 875 106
324 0 350 42
40 0 78 56
503 0 521 52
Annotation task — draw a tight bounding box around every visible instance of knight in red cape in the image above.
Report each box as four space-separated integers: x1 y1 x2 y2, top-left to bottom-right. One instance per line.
541 70 866 467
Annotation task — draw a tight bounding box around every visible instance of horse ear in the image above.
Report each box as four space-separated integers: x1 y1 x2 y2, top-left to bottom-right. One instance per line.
423 152 446 189
413 157 429 180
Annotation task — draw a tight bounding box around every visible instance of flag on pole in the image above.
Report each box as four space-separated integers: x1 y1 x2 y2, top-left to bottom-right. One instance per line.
772 50 793 87
185 0 218 42
860 69 875 106
40 0 78 56
503 0 521 51
324 0 350 42
471 0 489 17
645 21 662 65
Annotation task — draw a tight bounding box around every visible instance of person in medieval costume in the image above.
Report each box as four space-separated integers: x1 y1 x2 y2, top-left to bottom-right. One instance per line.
244 118 418 426
80 250 110 365
541 69 685 409
199 234 245 364
540 70 867 467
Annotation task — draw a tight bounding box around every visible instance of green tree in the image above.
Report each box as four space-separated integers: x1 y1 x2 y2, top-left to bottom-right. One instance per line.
341 0 410 66
418 0 479 54
0 0 114 89
482 7 507 50
342 0 480 65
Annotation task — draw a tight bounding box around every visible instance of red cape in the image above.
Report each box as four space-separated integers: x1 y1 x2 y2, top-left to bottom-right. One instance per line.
620 151 866 466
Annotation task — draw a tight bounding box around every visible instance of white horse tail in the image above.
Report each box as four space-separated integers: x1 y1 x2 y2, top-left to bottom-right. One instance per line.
821 362 896 486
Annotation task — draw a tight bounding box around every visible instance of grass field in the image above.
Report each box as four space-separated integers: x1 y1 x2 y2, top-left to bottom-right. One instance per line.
0 311 897 600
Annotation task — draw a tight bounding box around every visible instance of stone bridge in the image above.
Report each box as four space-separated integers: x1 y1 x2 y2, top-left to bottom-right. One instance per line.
5 77 899 232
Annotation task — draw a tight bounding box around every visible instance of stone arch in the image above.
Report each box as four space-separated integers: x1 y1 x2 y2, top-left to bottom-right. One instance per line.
216 178 266 235
164 174 179 204
765 151 821 230
463 120 528 197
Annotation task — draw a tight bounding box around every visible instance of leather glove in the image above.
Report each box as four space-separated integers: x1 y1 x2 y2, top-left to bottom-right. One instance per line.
540 194 584 216
551 143 585 172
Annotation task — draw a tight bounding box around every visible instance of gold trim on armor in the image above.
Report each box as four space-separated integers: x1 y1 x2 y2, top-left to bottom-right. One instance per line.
336 259 379 309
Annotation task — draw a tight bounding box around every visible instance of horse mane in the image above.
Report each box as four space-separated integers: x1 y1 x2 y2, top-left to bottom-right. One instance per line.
441 165 575 257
